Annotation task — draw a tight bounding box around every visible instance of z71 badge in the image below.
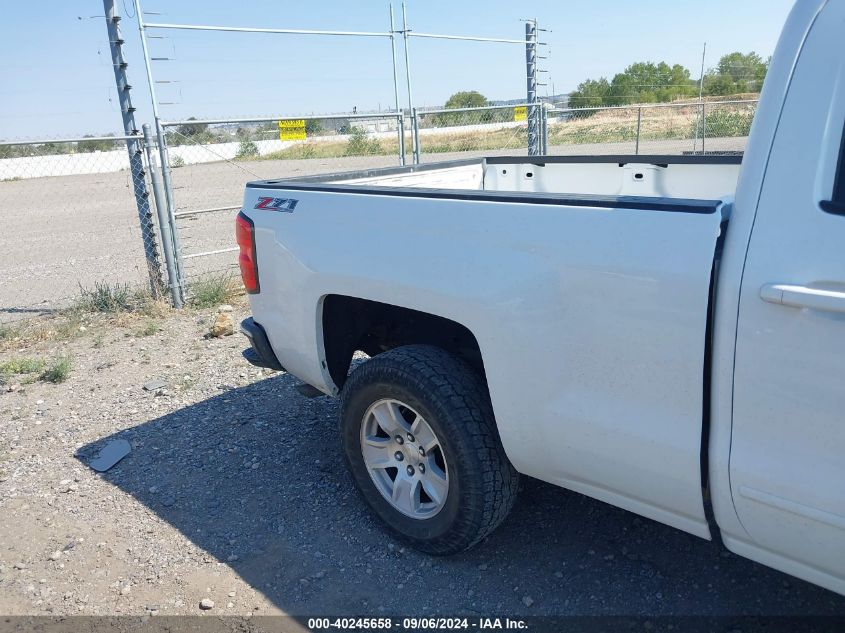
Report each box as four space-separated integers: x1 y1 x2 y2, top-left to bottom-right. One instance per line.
254 197 299 212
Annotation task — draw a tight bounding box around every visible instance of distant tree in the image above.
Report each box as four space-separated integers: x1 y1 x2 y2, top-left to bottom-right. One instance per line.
430 90 491 127
305 119 324 135
77 133 117 153
568 62 696 109
568 78 611 108
176 117 209 138
702 73 737 96
444 90 488 109
606 62 695 105
704 51 769 95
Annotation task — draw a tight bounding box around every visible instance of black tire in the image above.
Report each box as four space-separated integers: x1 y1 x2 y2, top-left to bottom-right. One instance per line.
340 344 519 555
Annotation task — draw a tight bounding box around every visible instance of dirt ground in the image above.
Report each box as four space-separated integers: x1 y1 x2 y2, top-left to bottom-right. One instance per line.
0 302 843 619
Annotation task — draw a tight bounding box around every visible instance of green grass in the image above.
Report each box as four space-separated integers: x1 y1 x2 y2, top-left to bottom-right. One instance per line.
75 282 132 313
0 357 46 381
0 324 18 341
40 355 72 384
188 275 242 309
235 140 259 159
136 320 161 337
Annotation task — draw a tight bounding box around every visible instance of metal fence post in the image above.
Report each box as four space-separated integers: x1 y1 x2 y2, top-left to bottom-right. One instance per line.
540 103 549 155
132 0 186 304
525 20 540 156
142 124 182 308
103 0 163 297
412 108 421 164
401 3 419 164
155 127 186 302
635 107 642 155
701 101 707 155
397 112 406 166
389 5 405 167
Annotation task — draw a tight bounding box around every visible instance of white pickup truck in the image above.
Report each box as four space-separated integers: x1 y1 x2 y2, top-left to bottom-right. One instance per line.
236 0 844 597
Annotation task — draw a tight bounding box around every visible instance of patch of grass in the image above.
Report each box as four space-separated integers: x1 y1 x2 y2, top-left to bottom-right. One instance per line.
0 357 46 382
171 155 185 168
40 355 72 384
345 128 383 156
76 282 132 313
1 284 172 352
136 295 171 319
188 275 242 309
235 140 259 159
697 108 754 138
137 320 161 337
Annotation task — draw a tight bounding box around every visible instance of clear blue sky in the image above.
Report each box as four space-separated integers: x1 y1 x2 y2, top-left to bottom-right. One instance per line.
0 0 795 138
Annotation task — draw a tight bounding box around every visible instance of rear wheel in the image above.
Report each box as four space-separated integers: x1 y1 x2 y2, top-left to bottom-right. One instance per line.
340 345 518 555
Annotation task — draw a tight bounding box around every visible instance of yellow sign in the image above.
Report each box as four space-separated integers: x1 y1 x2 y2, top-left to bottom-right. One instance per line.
279 119 307 141
513 106 528 122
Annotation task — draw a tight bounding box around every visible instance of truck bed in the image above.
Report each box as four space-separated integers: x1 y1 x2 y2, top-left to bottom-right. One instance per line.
251 154 742 204
242 154 740 539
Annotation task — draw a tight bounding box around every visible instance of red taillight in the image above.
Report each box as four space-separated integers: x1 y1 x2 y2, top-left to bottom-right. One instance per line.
236 212 259 293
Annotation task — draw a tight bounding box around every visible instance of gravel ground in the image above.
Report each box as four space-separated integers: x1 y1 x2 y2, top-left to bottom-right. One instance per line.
0 136 746 320
0 303 844 618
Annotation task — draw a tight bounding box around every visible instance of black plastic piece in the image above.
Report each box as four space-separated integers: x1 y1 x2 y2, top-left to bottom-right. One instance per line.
820 200 845 216
240 317 284 371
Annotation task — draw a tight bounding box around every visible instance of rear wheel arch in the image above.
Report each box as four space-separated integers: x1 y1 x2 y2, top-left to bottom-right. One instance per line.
319 294 486 391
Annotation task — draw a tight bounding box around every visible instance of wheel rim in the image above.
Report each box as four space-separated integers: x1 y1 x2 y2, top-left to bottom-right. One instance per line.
360 398 449 519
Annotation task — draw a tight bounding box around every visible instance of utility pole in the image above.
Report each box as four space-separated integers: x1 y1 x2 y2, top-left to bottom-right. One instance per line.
525 20 540 156
103 0 164 297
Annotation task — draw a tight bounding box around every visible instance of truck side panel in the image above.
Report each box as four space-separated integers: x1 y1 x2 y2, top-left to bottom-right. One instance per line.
244 187 723 538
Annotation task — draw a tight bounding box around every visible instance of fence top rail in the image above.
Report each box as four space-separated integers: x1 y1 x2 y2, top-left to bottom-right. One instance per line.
0 134 143 147
416 102 532 116
550 99 760 116
143 22 393 38
161 112 403 127
408 32 531 45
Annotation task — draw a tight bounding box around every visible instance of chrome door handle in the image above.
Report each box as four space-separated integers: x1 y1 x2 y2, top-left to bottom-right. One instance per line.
760 283 845 314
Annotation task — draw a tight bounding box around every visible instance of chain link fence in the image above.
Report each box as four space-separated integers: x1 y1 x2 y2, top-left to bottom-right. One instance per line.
157 112 406 298
0 100 759 323
545 99 758 156
0 136 162 323
412 104 531 163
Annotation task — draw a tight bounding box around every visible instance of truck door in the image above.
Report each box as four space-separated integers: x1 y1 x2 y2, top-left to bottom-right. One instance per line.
730 0 845 595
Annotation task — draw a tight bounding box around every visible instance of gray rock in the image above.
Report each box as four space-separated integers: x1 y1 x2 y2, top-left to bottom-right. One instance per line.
143 378 168 391
199 598 214 610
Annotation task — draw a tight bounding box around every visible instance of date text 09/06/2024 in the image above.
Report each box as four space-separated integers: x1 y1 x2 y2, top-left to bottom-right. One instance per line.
306 617 528 630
